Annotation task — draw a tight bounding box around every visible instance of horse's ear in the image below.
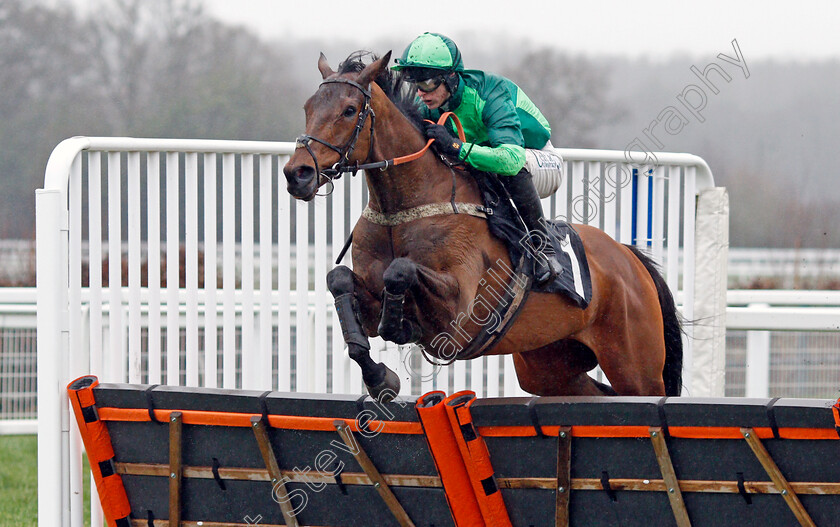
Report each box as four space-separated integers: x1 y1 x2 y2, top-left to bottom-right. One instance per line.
318 52 335 80
357 50 392 87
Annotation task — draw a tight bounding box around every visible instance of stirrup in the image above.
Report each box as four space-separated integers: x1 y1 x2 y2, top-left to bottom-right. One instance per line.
533 250 562 285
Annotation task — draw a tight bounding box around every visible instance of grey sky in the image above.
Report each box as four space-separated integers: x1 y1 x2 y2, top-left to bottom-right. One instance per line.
200 0 839 60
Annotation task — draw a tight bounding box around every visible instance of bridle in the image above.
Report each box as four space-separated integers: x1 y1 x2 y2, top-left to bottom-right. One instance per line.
294 76 459 197
295 77 377 195
295 74 474 267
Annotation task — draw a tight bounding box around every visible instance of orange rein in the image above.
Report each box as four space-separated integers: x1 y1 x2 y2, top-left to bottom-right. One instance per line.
388 112 467 167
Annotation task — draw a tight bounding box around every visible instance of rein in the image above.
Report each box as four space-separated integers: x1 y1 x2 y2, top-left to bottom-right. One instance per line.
295 75 465 192
355 112 466 172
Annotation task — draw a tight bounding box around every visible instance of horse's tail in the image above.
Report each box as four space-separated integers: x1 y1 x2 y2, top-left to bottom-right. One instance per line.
626 245 683 396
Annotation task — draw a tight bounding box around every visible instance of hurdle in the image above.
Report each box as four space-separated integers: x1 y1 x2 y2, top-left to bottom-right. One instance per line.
69 376 840 526
39 138 728 526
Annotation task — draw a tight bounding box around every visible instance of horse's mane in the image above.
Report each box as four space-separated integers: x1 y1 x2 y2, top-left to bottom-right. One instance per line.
338 51 425 130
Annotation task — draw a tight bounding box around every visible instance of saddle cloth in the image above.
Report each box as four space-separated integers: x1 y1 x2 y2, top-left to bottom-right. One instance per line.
474 172 593 309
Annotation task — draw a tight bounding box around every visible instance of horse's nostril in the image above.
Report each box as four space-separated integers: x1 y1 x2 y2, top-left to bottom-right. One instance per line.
283 164 316 183
283 163 319 199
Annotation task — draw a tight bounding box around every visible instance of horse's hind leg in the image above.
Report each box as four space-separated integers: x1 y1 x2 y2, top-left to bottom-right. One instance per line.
378 258 422 344
581 314 667 396
513 341 611 396
327 265 400 401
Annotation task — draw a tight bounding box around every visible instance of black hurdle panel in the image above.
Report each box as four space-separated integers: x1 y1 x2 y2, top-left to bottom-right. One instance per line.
91 382 455 527
470 396 674 527
662 397 837 527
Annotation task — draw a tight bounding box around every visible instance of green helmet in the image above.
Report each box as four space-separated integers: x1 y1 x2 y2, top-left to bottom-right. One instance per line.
392 32 464 76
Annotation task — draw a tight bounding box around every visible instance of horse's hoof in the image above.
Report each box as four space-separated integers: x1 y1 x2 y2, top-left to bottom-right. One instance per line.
382 258 418 295
366 367 401 402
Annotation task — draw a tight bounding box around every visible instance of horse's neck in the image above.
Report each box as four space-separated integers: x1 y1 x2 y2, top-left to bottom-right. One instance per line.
365 92 476 213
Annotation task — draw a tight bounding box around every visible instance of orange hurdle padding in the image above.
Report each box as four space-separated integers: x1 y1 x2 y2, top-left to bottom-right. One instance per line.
416 391 485 527
474 424 838 440
96 406 423 435
444 391 512 527
67 376 132 527
834 398 840 438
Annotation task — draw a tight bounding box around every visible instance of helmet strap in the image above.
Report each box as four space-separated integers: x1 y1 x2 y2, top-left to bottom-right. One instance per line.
443 73 460 99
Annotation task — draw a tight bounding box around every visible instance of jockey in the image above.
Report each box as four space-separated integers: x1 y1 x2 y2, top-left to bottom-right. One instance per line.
392 32 563 285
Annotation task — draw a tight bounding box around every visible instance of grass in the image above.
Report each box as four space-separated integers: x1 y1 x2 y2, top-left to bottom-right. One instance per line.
0 435 38 526
0 435 92 527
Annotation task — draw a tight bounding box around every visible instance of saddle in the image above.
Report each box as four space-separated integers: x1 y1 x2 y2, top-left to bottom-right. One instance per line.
472 170 593 309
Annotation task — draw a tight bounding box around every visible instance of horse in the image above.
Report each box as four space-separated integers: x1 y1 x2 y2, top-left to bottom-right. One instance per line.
283 51 683 401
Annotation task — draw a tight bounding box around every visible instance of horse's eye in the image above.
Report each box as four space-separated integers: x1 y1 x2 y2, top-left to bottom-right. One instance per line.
343 106 357 118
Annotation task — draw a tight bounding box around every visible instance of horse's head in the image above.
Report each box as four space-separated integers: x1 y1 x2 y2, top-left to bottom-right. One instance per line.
283 51 392 201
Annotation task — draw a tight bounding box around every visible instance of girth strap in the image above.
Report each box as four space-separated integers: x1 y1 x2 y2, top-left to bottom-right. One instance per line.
419 255 532 365
455 256 531 361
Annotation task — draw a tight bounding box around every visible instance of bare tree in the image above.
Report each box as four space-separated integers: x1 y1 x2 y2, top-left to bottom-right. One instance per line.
502 49 624 148
88 0 205 132
727 169 840 248
0 0 100 238
85 0 303 139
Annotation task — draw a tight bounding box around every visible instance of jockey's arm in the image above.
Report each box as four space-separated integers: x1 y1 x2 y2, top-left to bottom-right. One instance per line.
459 142 525 176
460 94 526 176
456 81 530 176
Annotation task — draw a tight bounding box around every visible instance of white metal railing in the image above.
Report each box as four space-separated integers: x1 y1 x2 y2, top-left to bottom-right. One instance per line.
723 290 840 399
11 241 840 290
7 288 836 425
36 137 719 527
0 287 37 434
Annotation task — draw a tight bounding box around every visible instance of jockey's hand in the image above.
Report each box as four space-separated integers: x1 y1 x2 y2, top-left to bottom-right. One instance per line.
424 123 463 158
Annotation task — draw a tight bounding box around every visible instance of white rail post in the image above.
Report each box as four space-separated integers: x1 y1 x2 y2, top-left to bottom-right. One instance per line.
745 303 772 398
690 187 729 396
36 188 67 527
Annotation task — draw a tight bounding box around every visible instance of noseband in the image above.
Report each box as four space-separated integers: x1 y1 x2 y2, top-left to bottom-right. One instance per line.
295 78 376 192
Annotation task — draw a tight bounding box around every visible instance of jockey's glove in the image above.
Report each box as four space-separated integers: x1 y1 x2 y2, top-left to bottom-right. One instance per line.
424 123 463 158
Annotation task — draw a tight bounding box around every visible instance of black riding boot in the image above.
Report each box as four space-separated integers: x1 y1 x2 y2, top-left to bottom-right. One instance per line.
500 170 563 285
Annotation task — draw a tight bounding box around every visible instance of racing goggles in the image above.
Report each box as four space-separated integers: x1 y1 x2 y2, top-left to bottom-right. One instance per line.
414 76 445 93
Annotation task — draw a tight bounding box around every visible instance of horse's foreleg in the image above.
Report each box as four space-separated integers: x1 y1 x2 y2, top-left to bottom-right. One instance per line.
378 258 423 344
327 265 400 401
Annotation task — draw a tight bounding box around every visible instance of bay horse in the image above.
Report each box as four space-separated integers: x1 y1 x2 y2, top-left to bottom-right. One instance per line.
283 51 683 400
